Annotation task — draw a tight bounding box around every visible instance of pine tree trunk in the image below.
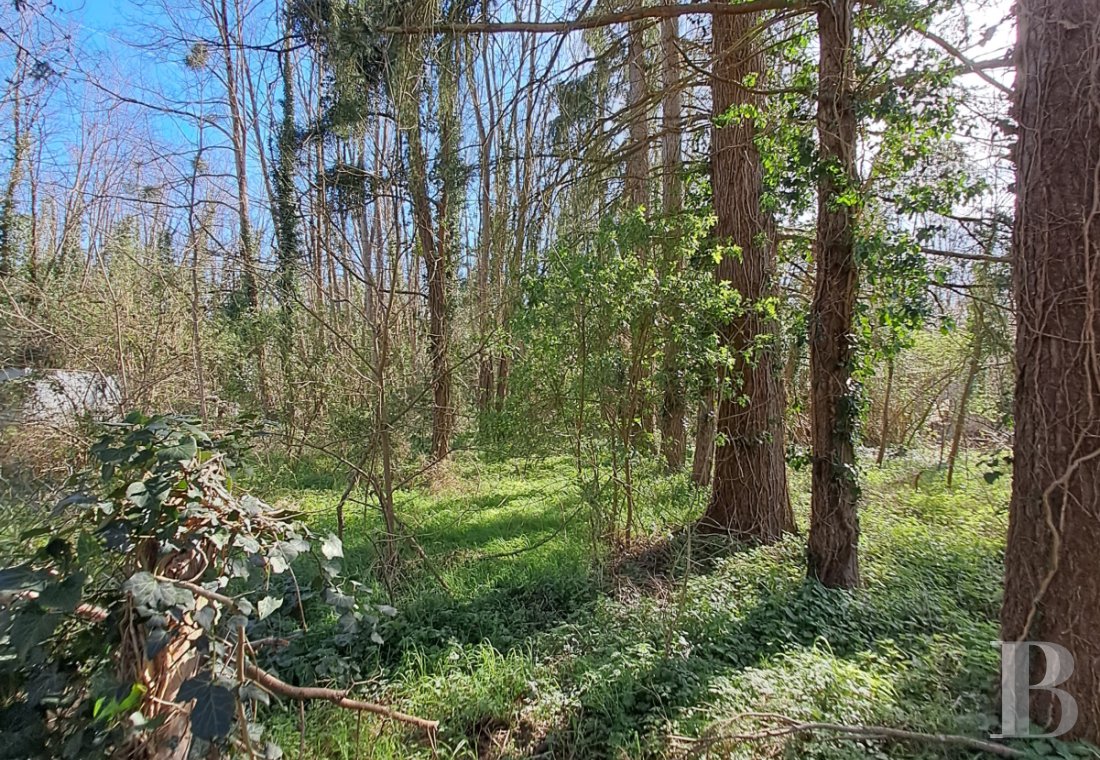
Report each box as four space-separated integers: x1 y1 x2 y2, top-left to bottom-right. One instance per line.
807 0 861 588
699 10 794 541
1001 0 1100 741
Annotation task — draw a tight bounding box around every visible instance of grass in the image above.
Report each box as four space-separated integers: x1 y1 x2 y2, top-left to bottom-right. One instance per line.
245 453 1059 759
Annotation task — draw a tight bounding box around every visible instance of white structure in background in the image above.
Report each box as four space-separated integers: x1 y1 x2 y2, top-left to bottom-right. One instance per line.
0 368 122 425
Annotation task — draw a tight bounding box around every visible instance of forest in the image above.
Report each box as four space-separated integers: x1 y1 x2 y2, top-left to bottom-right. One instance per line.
0 0 1097 757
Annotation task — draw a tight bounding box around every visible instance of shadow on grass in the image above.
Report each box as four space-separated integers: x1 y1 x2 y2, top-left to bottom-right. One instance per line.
529 534 1000 759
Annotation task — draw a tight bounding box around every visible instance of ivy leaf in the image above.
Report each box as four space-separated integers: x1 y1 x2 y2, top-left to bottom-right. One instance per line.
126 481 150 509
176 675 235 740
0 564 46 593
257 596 282 620
268 553 289 575
37 573 85 613
240 682 270 707
124 572 195 612
98 519 135 552
157 436 198 462
324 588 355 610
123 572 159 608
194 606 217 630
9 607 60 660
145 628 175 660
321 534 343 560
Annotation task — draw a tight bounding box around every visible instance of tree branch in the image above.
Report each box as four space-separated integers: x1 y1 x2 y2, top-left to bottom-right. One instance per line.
921 246 1011 263
379 1 807 35
242 662 439 734
912 27 1013 96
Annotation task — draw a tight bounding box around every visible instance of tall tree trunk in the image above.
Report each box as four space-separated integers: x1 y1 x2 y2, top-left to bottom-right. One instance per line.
472 25 496 415
875 357 894 466
945 300 985 487
216 0 258 308
1001 0 1100 742
623 5 655 452
0 47 27 278
658 15 687 471
396 21 453 462
624 9 649 214
699 10 794 541
215 0 268 407
807 0 861 588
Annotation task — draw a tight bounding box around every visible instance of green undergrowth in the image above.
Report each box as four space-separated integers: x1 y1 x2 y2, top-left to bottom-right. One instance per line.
247 454 1059 759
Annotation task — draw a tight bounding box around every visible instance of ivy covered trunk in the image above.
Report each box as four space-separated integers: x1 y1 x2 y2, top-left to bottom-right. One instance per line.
1001 0 1100 741
807 0 861 588
699 10 794 541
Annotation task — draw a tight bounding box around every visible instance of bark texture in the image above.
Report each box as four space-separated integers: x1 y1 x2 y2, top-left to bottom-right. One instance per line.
1001 0 1100 741
691 386 718 488
807 0 860 588
699 11 794 541
658 15 687 471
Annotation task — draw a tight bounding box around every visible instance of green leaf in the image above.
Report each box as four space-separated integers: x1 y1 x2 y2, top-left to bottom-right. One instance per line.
268 553 289 574
257 596 283 620
124 572 159 607
176 675 235 740
9 607 60 660
94 683 147 723
124 572 195 612
37 573 85 613
145 628 175 659
157 436 198 462
321 534 343 560
0 564 46 593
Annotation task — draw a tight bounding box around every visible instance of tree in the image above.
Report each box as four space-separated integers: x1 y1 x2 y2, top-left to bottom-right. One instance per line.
699 10 794 541
657 15 688 471
1001 0 1100 741
0 46 28 278
807 0 860 588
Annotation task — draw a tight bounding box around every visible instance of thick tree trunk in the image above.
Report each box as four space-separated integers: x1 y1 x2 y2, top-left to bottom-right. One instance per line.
699 11 794 541
1001 0 1100 742
807 0 861 588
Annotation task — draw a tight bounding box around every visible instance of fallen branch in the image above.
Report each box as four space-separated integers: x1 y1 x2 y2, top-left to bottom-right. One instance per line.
677 712 1023 758
242 662 439 735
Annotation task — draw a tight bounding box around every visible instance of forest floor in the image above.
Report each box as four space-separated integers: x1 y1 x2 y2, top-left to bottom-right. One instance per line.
254 453 1017 759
